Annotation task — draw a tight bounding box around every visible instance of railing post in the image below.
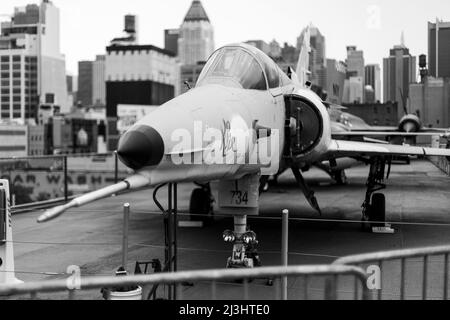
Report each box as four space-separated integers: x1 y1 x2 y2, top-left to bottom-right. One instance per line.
122 203 130 272
63 156 68 202
281 209 289 300
114 151 119 184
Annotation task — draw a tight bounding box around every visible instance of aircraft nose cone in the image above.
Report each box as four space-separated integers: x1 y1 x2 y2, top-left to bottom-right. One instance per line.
117 125 165 170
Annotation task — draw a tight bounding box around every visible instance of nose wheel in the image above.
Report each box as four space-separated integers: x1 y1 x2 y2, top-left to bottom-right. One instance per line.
223 216 261 269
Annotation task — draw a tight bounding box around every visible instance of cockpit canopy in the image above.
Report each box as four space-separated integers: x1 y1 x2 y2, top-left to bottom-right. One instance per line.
196 44 291 91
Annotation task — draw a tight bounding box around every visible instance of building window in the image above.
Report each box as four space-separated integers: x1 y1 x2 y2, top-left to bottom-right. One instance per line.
12 56 20 62
1 72 9 79
1 56 9 63
13 72 21 78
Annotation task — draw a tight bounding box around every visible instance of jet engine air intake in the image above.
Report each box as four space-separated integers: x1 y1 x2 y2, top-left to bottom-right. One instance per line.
284 95 324 157
398 114 421 133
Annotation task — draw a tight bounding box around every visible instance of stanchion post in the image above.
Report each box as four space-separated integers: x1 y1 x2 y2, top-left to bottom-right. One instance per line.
122 203 130 272
114 151 119 184
64 156 68 202
281 209 289 300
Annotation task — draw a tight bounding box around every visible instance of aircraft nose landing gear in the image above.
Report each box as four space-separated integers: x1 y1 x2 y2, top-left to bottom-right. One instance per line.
224 215 261 269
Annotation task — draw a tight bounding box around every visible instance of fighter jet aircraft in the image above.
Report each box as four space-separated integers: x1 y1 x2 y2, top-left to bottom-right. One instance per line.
328 103 450 138
38 34 450 269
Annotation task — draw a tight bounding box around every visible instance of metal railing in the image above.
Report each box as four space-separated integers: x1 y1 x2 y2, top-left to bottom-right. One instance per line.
0 152 126 210
431 156 450 176
333 245 450 300
0 265 370 300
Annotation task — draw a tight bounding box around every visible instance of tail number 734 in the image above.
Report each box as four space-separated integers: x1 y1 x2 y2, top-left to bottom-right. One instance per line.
218 175 259 209
230 190 248 205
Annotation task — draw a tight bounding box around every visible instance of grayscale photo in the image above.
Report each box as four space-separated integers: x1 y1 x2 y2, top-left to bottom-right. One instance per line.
0 0 450 308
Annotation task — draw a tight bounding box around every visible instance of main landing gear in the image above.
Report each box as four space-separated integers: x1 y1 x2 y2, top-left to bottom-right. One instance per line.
223 215 261 269
361 156 391 231
189 183 214 224
333 170 348 186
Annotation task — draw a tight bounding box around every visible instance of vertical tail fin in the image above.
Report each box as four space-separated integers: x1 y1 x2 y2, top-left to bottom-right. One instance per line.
295 24 312 88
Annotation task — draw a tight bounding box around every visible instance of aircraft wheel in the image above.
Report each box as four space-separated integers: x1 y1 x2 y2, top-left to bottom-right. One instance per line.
370 193 386 226
268 175 278 187
334 170 348 185
361 193 386 231
189 188 213 223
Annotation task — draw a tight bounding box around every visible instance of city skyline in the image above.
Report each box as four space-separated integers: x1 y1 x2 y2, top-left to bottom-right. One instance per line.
2 0 449 75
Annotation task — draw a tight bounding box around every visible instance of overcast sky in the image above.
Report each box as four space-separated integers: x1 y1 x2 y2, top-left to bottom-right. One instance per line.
1 0 449 75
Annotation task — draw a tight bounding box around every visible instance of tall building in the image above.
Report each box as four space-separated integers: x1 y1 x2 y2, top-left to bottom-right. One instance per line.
0 1 68 123
180 61 206 95
343 46 365 104
343 76 364 104
428 20 450 78
77 61 93 107
383 44 416 118
281 43 299 65
178 0 214 65
365 64 381 102
164 29 180 56
298 26 326 89
410 77 450 129
105 45 178 150
78 55 106 107
326 59 346 104
245 40 270 55
346 46 365 78
269 40 282 59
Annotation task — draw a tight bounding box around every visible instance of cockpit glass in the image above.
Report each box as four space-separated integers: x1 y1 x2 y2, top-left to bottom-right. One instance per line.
197 48 267 90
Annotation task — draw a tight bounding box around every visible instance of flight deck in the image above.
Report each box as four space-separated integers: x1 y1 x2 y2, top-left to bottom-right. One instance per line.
6 159 450 299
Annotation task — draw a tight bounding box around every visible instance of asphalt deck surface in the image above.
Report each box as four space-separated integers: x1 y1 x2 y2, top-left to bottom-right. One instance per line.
5 159 450 300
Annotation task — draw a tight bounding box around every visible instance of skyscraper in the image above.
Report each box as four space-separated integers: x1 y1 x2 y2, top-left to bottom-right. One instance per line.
383 44 416 118
428 20 450 78
326 59 347 104
346 46 365 79
164 29 180 56
0 0 68 123
178 0 214 65
298 26 326 89
245 40 270 55
365 64 381 103
269 40 282 59
78 55 106 107
343 46 365 103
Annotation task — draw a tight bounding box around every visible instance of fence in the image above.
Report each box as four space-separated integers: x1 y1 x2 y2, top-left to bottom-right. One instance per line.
0 152 129 210
333 245 450 300
430 156 450 176
0 265 370 300
429 137 450 176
